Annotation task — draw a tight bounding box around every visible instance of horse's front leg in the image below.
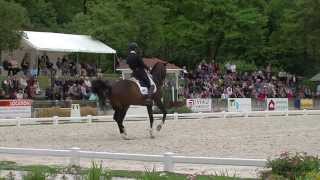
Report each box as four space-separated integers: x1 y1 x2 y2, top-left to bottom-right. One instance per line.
147 105 155 139
155 98 167 131
115 107 130 140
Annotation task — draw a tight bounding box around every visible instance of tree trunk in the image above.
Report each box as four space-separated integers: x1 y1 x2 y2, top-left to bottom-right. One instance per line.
207 33 224 62
83 0 87 14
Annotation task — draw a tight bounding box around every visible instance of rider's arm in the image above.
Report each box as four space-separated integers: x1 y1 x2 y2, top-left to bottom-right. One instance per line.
137 56 149 70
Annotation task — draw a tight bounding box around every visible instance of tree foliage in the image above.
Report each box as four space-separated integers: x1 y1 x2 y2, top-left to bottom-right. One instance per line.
1 0 319 76
0 0 28 51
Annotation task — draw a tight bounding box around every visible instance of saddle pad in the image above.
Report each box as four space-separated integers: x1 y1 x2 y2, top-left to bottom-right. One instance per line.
129 75 157 95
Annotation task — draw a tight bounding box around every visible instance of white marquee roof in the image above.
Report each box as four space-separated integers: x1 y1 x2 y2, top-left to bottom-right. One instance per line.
22 31 116 54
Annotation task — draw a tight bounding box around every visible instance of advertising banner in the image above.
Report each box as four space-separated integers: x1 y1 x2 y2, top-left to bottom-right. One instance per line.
300 99 313 110
227 98 252 112
266 98 288 111
0 100 32 119
186 99 212 112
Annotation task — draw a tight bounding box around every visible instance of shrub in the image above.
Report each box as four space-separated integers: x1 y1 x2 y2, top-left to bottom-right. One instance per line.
36 106 97 117
168 101 185 108
167 106 192 114
262 152 320 179
85 162 108 180
23 167 49 180
303 171 320 180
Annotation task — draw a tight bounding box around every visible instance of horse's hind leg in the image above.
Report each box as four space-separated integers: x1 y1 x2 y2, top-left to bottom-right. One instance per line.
147 105 155 138
114 109 124 133
155 98 167 131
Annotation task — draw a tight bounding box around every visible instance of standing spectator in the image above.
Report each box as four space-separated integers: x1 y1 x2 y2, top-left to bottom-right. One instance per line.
37 53 49 75
84 76 91 89
21 53 31 75
55 57 62 76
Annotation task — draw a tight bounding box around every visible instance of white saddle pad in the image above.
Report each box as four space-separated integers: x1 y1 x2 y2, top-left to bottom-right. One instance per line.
130 74 157 95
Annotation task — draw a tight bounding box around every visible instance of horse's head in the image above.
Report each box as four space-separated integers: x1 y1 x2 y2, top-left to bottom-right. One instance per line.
91 79 112 108
151 62 167 87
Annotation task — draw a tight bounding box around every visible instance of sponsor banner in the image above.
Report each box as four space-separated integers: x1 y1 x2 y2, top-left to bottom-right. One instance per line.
227 98 252 112
267 98 288 111
0 100 32 118
300 99 313 110
186 99 212 112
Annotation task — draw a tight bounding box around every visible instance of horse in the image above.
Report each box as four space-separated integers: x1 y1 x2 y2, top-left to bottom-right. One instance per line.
91 62 167 139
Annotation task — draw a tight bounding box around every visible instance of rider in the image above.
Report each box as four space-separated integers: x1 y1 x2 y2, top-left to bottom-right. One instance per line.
126 42 154 105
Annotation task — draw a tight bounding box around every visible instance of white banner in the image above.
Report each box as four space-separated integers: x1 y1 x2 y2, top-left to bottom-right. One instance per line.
186 99 212 112
0 100 32 119
267 98 288 111
228 98 252 112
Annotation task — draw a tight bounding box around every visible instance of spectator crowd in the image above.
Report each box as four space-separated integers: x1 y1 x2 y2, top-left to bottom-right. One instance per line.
0 53 318 101
180 61 315 100
0 53 99 100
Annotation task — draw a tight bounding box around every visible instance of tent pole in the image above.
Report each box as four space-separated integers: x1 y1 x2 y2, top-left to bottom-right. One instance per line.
76 53 79 75
98 54 101 68
0 49 2 64
175 71 179 100
113 54 116 73
36 50 40 76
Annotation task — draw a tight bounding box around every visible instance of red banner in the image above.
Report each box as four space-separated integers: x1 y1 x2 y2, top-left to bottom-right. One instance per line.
0 100 33 107
0 100 33 118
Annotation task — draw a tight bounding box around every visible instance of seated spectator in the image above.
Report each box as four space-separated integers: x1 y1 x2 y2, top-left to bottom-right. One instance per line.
68 83 81 99
8 57 20 76
181 62 302 100
0 89 5 99
89 92 98 101
16 89 24 99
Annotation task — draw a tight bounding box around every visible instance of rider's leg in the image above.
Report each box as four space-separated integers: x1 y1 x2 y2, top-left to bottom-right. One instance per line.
144 74 154 105
135 69 153 105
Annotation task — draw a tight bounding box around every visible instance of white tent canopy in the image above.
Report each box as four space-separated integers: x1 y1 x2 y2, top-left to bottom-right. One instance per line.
22 31 116 54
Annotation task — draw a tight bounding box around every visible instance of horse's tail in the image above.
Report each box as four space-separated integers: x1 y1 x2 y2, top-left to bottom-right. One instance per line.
91 79 112 108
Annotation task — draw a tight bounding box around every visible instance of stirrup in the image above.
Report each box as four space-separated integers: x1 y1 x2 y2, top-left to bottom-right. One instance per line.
145 96 153 106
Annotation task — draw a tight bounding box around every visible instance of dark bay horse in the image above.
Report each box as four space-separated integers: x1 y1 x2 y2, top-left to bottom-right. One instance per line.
92 62 167 139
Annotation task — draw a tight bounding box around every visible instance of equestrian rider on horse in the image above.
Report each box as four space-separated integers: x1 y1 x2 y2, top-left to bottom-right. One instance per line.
126 42 154 105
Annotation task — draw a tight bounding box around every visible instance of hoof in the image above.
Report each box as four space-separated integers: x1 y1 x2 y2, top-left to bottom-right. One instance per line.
149 129 155 139
121 133 131 140
156 124 162 131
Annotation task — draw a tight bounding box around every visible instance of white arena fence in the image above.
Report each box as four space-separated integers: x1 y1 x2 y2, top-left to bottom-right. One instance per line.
0 109 320 127
0 147 267 171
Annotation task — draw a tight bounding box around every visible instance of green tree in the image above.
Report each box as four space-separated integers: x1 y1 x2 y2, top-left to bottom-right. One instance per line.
268 0 320 76
13 0 58 31
68 0 166 58
0 0 28 53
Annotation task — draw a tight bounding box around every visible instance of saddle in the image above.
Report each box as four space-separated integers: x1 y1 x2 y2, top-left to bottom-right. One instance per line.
129 73 157 95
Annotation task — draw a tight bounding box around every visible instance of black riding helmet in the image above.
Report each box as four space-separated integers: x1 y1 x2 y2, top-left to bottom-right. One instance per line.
128 42 138 51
